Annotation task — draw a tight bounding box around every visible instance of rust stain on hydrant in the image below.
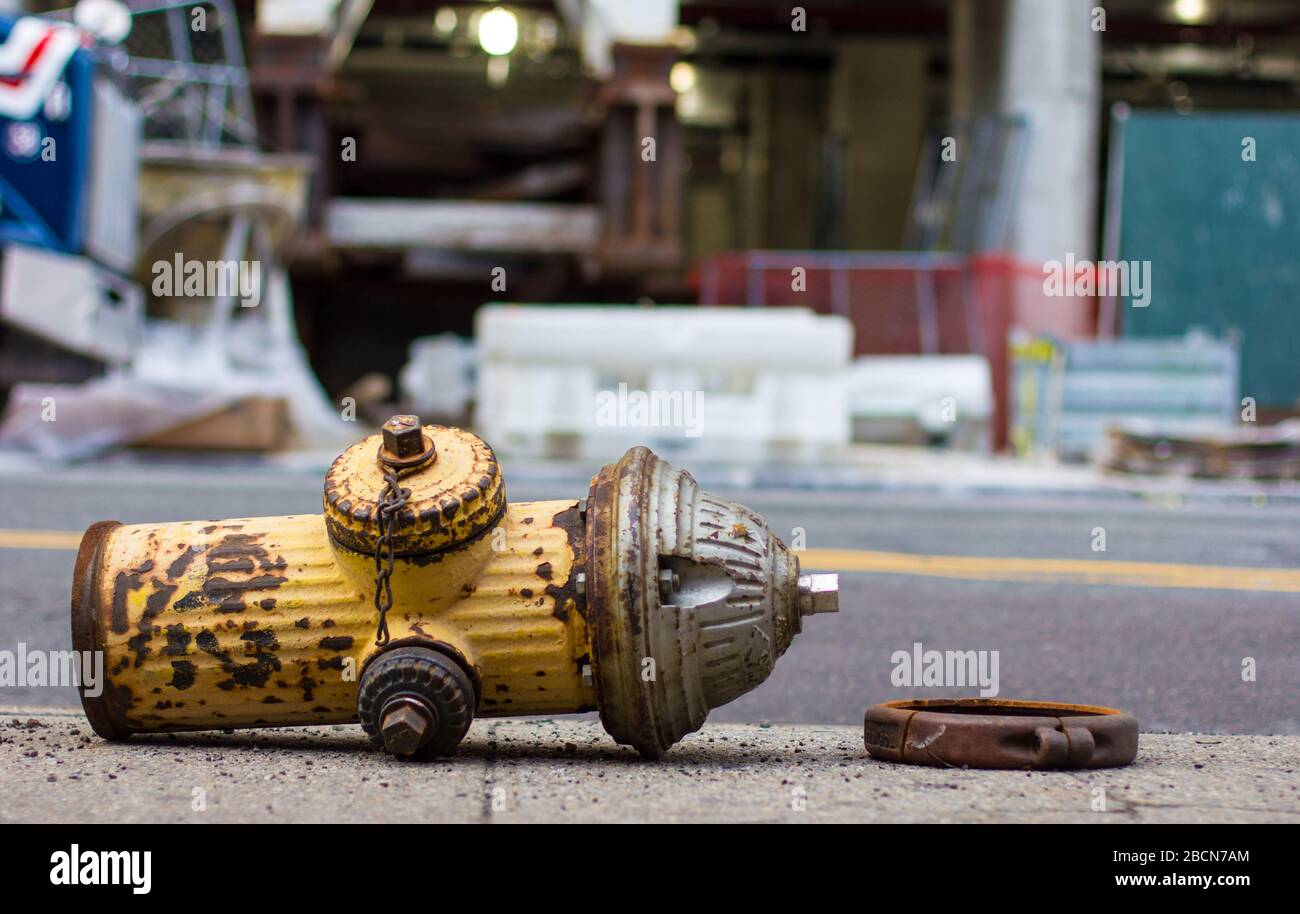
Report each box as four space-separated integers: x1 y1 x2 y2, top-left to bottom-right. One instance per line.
71 419 838 759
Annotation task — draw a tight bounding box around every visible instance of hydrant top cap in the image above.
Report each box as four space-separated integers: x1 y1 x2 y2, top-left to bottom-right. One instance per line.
324 424 505 556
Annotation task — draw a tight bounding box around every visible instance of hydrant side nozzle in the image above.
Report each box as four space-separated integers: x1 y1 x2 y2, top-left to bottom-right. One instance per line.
358 646 476 759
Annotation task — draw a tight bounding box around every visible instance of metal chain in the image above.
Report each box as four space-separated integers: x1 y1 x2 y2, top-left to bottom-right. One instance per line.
372 462 411 647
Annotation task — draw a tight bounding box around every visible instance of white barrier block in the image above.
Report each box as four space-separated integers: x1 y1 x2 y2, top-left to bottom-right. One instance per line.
475 305 853 462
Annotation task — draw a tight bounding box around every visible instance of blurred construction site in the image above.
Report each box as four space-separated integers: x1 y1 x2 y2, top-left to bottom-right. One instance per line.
0 0 1296 481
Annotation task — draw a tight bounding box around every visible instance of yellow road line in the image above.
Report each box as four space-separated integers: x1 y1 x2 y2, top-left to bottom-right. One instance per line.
0 529 84 551
0 529 1295 594
799 548 1300 594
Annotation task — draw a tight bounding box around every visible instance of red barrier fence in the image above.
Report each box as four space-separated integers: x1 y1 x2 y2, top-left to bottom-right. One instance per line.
696 251 1096 450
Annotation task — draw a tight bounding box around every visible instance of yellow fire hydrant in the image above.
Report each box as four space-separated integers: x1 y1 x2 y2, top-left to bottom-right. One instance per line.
71 417 838 758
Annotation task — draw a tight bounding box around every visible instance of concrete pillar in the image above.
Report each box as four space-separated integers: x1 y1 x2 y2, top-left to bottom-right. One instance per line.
951 0 1101 450
950 0 1100 264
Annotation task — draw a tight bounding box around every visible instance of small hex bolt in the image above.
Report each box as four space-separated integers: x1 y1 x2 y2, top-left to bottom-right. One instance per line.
382 414 428 461
380 699 435 757
657 568 680 603
797 573 839 615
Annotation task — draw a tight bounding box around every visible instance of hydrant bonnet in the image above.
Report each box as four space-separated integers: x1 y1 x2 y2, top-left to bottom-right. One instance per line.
585 446 837 758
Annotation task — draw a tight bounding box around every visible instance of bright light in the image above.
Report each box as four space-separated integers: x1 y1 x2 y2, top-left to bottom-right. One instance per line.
478 7 518 56
669 62 697 94
1173 0 1207 23
74 0 133 44
434 7 457 36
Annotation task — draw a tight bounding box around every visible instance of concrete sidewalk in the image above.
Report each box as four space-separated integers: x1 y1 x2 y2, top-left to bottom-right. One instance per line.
2 709 1296 823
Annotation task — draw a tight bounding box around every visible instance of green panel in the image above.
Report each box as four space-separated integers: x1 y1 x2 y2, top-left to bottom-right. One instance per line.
1117 111 1300 408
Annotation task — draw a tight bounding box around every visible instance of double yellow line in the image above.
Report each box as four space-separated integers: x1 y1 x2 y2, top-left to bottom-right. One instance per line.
2 528 1297 594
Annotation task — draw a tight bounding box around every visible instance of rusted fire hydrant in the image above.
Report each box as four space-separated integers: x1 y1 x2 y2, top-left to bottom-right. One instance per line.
71 417 837 759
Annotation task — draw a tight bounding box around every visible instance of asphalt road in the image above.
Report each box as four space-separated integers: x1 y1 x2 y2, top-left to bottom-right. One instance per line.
1 462 1297 734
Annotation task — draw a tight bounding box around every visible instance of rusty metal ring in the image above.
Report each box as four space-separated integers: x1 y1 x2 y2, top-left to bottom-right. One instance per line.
863 698 1139 769
377 436 437 471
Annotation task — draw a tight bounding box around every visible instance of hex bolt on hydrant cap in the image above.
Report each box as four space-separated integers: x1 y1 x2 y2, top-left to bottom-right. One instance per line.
379 698 437 757
381 414 434 463
657 568 680 603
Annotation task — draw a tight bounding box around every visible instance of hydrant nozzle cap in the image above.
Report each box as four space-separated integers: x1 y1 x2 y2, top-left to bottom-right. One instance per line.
324 423 505 556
